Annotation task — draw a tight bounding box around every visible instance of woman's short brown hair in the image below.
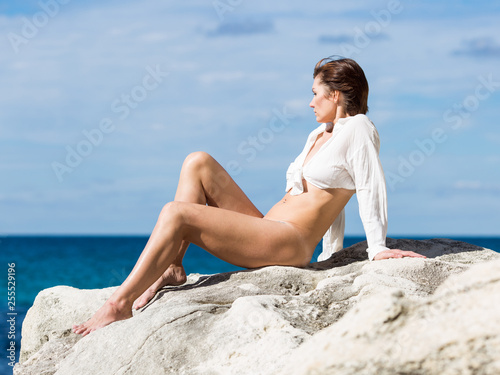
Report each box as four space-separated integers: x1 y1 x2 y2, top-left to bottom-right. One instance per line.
313 57 369 115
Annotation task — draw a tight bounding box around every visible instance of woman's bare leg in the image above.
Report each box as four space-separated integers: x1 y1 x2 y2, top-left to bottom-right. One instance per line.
133 152 263 309
73 152 271 336
73 199 309 336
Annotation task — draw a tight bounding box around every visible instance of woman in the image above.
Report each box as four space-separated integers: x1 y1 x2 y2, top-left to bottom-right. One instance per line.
73 57 425 336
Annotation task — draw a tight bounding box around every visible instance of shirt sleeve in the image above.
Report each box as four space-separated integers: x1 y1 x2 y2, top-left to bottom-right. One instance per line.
347 126 390 261
318 208 345 261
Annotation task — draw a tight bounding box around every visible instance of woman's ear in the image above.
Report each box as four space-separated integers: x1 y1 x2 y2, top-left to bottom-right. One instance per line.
331 90 339 104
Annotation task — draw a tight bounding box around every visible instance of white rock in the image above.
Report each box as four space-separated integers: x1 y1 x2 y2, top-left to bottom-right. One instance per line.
282 257 500 375
14 238 500 375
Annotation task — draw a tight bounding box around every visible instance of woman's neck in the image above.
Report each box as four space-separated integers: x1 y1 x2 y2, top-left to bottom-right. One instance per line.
326 109 351 132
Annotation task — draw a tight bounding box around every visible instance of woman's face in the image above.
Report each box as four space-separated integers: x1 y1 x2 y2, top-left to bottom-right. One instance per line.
309 77 337 123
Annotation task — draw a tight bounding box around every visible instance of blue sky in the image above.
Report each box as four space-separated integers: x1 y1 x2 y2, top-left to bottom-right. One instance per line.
1 0 499 236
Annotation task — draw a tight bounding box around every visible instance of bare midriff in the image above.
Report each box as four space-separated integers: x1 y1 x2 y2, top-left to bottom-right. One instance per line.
264 178 355 250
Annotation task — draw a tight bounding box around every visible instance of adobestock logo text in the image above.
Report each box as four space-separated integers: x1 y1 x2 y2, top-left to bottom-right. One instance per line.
8 0 72 54
51 65 168 183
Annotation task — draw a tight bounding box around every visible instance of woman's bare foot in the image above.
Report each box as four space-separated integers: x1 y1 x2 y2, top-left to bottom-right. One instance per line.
133 264 187 310
73 299 133 337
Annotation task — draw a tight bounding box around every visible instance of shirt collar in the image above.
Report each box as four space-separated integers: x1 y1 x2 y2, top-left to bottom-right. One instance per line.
334 116 352 126
322 115 352 131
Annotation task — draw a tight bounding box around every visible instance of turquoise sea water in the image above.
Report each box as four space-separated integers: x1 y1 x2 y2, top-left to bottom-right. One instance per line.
1 235 499 374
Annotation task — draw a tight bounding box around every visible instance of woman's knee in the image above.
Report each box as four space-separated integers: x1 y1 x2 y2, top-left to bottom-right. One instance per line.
182 151 230 195
159 201 188 229
183 151 214 171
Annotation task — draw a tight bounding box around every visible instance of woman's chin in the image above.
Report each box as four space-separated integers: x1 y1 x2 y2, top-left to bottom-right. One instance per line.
315 115 331 123
317 116 335 124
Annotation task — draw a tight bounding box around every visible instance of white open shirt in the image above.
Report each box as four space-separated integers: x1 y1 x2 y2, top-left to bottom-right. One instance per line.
285 114 390 261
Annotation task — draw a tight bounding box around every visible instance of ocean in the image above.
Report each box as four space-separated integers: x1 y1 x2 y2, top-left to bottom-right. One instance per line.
1 235 499 374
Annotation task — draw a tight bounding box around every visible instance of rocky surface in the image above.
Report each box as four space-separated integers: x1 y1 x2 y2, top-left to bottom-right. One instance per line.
14 238 500 375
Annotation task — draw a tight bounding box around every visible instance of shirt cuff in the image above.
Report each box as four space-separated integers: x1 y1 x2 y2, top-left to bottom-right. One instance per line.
367 245 390 261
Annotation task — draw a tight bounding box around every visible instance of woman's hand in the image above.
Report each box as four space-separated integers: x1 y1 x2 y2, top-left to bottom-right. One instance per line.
373 249 427 261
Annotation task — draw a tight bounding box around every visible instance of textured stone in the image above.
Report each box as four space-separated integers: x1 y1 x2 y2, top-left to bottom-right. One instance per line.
14 238 500 375
281 257 500 375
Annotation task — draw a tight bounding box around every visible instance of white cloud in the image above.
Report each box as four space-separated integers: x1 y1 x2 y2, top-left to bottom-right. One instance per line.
453 180 500 194
452 36 500 58
198 71 246 85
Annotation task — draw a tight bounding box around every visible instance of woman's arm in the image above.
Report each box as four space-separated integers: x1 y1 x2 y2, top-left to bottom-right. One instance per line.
349 138 389 260
347 123 425 261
